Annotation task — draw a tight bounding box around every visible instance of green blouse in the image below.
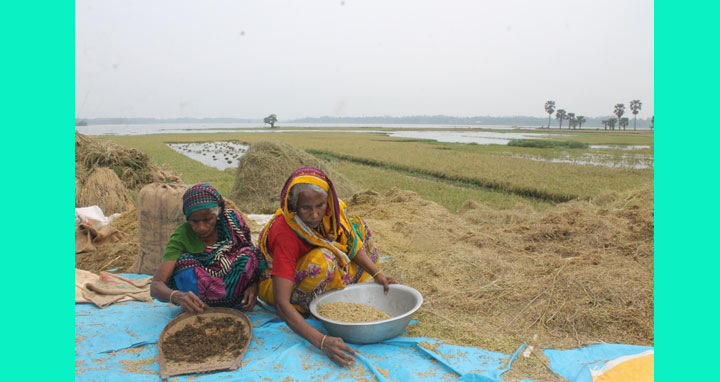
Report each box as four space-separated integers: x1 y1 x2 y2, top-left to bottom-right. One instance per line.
161 222 209 262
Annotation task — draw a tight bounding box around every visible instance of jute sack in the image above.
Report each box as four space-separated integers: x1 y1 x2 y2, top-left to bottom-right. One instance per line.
75 268 152 308
75 223 128 254
131 181 188 275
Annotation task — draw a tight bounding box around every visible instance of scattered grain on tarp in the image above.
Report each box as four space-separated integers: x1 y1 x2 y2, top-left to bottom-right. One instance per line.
119 357 156 374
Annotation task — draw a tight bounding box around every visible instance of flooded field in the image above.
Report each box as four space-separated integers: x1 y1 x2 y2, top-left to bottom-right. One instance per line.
590 145 652 150
167 142 249 170
385 130 561 145
512 152 654 169
169 138 653 171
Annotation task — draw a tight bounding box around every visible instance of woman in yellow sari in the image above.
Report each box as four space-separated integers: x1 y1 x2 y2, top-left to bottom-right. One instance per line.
258 167 396 367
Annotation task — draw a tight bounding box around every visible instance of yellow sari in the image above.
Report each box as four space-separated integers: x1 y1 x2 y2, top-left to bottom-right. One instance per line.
257 167 378 313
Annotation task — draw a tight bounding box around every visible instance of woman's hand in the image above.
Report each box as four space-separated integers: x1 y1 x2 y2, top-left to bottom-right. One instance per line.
241 281 259 311
152 260 206 313
273 277 356 368
374 271 398 294
349 248 397 293
320 335 356 367
174 291 206 313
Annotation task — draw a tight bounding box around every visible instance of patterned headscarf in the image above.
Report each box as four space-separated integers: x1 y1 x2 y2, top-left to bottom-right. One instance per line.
259 167 365 270
182 183 226 219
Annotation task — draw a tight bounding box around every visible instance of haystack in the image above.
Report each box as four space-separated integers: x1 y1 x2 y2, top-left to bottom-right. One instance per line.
348 185 654 353
77 167 134 215
75 177 83 207
229 141 357 213
75 132 159 190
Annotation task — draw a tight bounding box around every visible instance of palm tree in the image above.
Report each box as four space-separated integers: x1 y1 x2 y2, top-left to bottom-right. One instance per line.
620 117 629 130
650 115 654 130
630 100 642 130
602 120 608 130
576 115 586 129
608 117 617 131
544 101 556 129
555 109 567 129
567 112 576 129
613 104 625 129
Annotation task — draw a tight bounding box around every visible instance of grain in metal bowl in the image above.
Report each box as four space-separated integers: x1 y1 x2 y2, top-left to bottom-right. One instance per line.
309 283 423 344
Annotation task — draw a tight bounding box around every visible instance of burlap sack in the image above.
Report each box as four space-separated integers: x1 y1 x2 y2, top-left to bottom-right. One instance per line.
131 182 188 275
75 223 128 254
75 269 152 308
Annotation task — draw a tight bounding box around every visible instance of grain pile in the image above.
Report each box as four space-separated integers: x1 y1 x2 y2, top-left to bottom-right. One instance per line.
229 141 357 213
348 186 654 353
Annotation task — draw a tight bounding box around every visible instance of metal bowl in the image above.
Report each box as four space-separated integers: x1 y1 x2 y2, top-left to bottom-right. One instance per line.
309 283 423 344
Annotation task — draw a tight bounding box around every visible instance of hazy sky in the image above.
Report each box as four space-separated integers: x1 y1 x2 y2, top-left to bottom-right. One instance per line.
75 0 654 120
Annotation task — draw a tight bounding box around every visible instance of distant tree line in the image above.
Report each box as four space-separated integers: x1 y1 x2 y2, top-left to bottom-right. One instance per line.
543 99 652 130
291 114 652 128
79 114 653 129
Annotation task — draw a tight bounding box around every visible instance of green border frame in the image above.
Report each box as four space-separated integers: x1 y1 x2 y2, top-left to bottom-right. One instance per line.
2 1 73 380
656 1 716 381
2 1 692 380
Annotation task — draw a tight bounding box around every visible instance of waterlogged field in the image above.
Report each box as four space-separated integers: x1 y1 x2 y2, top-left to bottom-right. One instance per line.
102 129 653 212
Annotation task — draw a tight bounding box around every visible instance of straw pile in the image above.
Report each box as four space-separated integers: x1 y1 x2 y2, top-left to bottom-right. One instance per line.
76 132 158 190
229 141 357 213
75 177 83 207
348 185 654 353
75 208 139 274
77 167 134 215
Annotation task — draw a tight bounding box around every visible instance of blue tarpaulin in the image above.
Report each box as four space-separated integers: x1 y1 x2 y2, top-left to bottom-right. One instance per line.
544 344 654 382
76 275 653 381
75 275 524 382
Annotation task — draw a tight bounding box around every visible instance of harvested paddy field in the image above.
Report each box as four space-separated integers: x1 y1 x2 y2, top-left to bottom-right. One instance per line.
102 130 652 210
78 130 653 381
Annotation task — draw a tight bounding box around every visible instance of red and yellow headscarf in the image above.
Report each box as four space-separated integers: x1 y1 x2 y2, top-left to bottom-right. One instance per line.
259 167 364 270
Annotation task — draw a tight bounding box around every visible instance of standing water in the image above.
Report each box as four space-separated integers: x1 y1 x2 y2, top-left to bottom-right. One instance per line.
167 142 249 170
